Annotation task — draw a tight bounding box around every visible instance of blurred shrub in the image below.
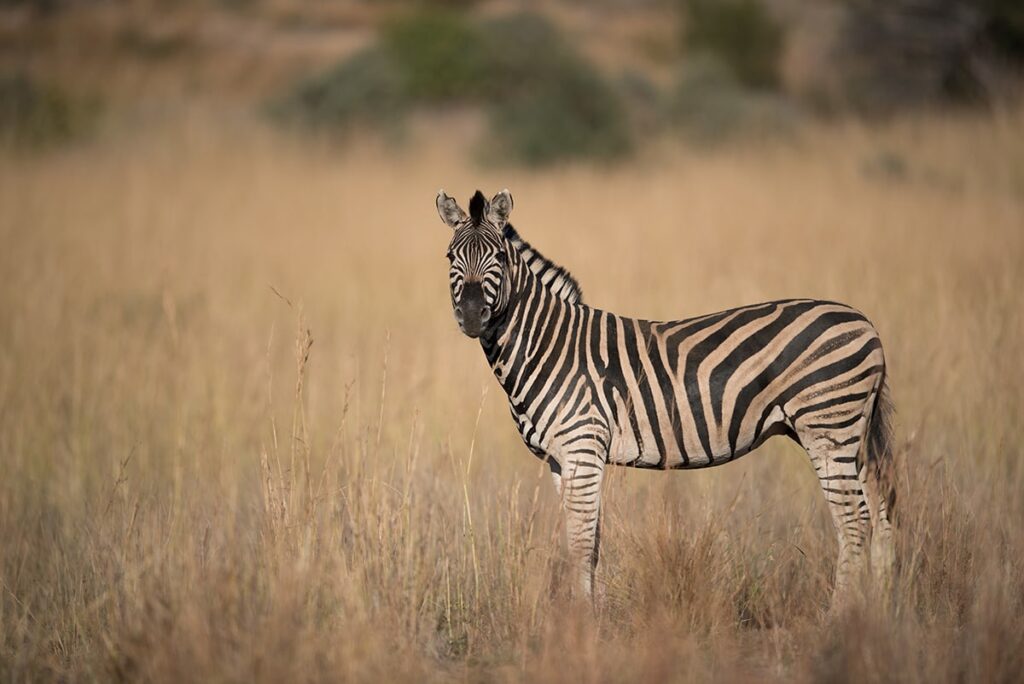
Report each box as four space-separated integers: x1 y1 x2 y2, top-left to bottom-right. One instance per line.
480 13 632 166
836 0 983 114
380 9 489 101
667 56 800 145
861 150 910 182
115 27 193 61
0 74 99 150
273 10 631 166
618 69 666 132
270 47 409 134
984 0 1024 63
0 0 62 11
680 0 784 90
836 0 1024 114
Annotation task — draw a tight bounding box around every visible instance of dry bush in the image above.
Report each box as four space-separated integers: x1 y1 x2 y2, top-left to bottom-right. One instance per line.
0 107 1022 682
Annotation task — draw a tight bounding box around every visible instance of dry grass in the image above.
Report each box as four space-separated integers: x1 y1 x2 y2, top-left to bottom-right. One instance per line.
1 107 1023 682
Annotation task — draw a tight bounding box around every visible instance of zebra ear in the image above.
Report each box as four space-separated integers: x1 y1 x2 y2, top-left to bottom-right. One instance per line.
436 190 467 229
487 189 513 229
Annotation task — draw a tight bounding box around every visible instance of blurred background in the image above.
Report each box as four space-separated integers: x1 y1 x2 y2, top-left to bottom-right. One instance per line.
2 0 1023 156
1 1 1023 682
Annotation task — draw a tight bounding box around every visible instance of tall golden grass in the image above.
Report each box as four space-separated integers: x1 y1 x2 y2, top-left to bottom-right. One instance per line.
1 108 1022 681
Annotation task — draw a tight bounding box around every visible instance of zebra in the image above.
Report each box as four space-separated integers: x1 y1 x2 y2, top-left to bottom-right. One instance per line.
435 188 897 605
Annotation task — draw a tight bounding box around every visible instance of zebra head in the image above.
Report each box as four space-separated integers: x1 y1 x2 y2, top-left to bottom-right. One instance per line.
435 189 515 338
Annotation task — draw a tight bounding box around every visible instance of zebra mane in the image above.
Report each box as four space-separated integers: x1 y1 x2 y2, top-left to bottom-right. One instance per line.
503 224 583 305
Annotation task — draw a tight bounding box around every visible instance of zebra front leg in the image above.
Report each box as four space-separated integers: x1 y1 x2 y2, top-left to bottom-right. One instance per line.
556 453 605 602
549 461 562 498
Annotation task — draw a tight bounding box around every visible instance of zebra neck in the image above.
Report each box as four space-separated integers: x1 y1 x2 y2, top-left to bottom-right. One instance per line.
503 224 583 305
478 274 523 369
480 268 565 394
481 226 580 386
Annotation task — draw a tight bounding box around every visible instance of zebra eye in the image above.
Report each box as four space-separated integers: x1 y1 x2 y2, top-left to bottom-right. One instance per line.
495 251 508 264
445 251 455 262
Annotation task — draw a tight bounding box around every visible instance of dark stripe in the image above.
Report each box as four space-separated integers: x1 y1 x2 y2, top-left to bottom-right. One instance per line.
566 460 604 470
775 340 882 420
793 326 869 375
682 303 783 460
639 320 688 467
604 316 646 455
510 290 558 399
801 363 885 403
821 486 863 496
806 413 863 430
662 304 773 363
790 391 870 423
520 302 574 410
525 285 556 360
590 309 608 377
712 301 823 423
622 319 667 464
727 310 866 454
501 281 544 394
523 305 581 418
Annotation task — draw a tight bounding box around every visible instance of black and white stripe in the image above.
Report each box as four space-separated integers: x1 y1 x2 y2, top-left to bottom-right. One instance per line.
436 189 897 603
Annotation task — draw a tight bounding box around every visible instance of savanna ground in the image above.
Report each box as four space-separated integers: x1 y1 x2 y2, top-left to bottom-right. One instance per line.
1 104 1023 681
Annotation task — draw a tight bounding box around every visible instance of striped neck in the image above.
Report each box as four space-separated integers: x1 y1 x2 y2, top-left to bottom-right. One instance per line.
480 245 567 393
480 225 581 392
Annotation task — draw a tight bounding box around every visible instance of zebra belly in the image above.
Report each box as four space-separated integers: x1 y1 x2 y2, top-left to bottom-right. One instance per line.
605 392 789 469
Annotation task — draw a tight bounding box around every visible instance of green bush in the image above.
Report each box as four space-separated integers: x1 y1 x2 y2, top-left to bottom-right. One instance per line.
0 74 99 150
618 69 666 132
680 0 784 90
985 0 1024 63
486 72 631 166
480 13 632 166
270 47 409 133
273 10 632 166
270 10 486 136
380 9 489 102
115 26 193 61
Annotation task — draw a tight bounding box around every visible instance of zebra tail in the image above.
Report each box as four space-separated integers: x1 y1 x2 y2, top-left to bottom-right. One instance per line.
864 374 897 521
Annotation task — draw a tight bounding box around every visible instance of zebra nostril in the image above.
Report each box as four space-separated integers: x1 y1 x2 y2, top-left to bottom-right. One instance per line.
455 306 464 321
480 306 491 322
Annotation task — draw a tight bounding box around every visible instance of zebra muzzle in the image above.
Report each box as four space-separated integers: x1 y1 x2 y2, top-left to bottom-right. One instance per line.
455 284 490 338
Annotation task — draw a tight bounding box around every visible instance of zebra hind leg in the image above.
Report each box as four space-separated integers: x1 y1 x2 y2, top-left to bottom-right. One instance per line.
861 380 897 595
861 454 896 594
802 432 873 609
